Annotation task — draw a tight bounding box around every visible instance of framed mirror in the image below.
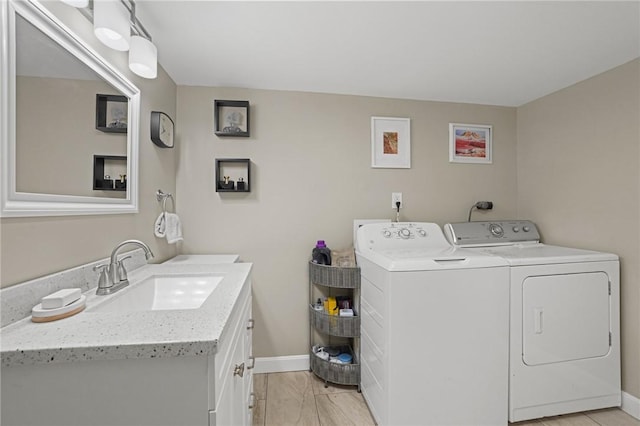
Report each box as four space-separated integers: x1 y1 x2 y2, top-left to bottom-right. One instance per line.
1 0 140 217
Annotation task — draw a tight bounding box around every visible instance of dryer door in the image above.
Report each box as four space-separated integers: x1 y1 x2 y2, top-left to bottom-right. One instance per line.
522 272 610 365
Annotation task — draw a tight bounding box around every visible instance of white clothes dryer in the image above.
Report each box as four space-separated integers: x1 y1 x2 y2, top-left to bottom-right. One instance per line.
444 220 621 422
355 222 510 426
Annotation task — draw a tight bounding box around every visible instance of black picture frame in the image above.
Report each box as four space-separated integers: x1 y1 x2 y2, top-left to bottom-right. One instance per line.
96 94 128 133
214 100 250 137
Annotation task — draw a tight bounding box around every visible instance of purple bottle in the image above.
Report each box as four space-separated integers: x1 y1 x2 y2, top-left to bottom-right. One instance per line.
312 240 332 265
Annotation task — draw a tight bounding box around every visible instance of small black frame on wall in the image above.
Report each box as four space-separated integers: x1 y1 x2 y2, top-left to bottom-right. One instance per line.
96 94 128 133
93 155 127 191
215 158 251 192
214 100 250 137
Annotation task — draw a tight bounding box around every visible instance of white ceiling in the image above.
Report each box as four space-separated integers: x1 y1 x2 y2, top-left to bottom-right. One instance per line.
135 1 640 107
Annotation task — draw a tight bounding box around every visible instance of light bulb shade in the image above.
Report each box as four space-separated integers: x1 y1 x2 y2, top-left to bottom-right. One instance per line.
129 36 157 79
93 0 130 51
60 0 89 7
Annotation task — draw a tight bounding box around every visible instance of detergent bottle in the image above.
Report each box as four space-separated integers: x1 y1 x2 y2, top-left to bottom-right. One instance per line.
311 240 332 265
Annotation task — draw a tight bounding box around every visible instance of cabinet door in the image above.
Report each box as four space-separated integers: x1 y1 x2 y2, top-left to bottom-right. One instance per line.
215 291 253 426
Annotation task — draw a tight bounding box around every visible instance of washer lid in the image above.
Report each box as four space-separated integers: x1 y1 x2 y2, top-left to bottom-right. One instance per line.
356 249 508 271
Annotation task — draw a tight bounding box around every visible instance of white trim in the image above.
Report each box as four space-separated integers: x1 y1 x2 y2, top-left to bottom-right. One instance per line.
253 355 309 374
1 0 140 217
622 391 640 420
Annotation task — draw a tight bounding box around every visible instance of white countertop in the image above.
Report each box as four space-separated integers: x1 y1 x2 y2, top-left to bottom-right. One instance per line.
1 260 252 367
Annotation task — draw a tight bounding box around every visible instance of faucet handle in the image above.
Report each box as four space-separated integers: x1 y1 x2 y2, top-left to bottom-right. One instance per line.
117 255 132 282
93 264 109 291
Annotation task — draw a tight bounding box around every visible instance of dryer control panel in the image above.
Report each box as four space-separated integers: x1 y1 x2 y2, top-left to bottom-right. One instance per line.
444 220 540 247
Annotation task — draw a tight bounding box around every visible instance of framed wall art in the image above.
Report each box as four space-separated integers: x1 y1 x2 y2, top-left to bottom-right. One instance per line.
371 117 411 168
95 94 128 133
449 123 492 164
214 100 250 137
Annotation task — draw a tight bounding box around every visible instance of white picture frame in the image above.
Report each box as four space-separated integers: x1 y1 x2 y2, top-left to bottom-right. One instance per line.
449 123 493 164
371 117 411 168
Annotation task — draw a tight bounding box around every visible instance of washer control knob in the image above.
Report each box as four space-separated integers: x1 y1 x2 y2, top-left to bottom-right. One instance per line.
399 228 411 239
523 226 531 232
418 229 427 237
512 226 520 233
383 230 392 238
489 223 504 237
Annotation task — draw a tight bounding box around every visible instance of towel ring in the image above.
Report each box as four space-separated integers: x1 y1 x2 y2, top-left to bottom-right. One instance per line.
156 189 175 213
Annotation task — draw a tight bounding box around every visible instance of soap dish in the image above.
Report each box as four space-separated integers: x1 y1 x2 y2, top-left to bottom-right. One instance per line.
31 295 86 323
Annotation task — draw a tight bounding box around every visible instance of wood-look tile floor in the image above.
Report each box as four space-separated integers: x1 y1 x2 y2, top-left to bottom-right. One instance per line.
252 371 374 426
252 371 640 426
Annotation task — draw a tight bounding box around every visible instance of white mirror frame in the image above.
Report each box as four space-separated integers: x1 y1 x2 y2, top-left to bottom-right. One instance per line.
1 0 139 217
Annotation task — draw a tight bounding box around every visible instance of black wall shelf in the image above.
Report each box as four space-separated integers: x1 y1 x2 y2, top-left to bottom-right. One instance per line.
95 94 128 133
215 158 251 192
214 100 250 137
93 155 127 191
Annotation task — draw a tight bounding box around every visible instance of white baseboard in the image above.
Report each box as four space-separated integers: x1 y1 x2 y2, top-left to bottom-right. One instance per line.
622 391 640 420
253 355 309 374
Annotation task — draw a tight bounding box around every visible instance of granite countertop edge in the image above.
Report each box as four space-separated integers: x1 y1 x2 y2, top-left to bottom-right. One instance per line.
0 339 219 366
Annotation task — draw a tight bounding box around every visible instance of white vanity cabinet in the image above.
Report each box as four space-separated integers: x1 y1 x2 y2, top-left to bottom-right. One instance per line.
210 283 255 426
1 275 254 426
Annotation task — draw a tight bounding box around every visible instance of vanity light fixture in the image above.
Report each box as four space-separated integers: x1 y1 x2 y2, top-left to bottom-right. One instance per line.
129 34 157 79
64 0 159 79
93 0 131 51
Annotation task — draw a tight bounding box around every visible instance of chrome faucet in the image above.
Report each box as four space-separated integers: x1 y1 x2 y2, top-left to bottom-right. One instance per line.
95 239 154 296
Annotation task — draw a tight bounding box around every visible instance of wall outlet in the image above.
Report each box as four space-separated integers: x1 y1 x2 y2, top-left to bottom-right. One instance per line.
392 192 403 209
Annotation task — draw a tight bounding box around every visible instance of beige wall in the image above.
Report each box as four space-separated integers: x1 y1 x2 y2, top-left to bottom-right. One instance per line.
517 59 640 398
17 76 126 197
0 2 178 287
176 86 518 358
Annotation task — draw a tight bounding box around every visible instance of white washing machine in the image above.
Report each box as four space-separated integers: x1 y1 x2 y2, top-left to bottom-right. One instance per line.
444 220 621 422
355 222 510 426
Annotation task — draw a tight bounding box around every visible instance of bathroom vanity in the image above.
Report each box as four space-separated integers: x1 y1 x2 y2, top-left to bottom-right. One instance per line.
1 258 253 426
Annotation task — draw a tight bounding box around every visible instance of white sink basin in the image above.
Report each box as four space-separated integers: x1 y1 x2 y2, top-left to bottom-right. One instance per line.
90 274 223 313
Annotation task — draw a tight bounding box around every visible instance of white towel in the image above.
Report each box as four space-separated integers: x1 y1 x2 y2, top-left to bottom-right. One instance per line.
164 213 183 244
154 212 166 238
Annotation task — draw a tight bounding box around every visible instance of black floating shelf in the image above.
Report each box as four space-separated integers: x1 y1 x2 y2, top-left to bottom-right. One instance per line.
215 158 251 192
93 155 127 191
95 94 128 134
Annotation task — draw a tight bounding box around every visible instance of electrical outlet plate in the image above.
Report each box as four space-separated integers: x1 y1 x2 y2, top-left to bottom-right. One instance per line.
392 192 403 208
